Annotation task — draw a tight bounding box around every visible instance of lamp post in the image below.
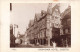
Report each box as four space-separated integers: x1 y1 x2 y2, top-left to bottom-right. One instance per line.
14 24 18 37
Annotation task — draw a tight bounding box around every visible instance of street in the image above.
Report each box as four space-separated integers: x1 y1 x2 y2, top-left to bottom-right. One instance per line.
15 44 53 48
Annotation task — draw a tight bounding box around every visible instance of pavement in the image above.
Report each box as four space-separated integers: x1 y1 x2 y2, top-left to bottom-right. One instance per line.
15 44 53 48
15 44 70 48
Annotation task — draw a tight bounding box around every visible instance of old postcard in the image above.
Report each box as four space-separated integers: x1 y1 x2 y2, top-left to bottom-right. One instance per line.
0 0 80 52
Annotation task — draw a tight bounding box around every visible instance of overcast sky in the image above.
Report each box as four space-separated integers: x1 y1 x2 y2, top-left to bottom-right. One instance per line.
10 3 70 35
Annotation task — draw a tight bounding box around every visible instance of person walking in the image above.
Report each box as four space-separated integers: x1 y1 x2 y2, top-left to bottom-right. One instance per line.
52 41 56 48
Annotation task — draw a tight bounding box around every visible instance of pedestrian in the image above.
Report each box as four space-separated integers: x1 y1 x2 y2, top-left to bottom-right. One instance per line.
52 41 56 48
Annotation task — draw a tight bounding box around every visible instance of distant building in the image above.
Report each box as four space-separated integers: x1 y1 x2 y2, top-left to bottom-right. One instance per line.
10 24 16 47
61 6 71 47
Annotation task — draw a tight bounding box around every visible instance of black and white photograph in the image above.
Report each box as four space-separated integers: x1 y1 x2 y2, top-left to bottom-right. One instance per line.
10 3 71 48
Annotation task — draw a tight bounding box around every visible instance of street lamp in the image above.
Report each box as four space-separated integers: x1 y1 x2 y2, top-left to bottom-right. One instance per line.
14 24 18 37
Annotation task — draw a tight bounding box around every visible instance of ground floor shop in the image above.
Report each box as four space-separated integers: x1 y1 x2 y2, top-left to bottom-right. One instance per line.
29 28 71 47
29 36 70 47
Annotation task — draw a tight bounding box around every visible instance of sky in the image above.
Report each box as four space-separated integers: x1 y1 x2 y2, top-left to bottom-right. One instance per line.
10 3 70 35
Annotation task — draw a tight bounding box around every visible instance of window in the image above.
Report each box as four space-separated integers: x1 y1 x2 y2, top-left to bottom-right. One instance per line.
54 23 59 28
65 29 68 34
68 28 71 33
55 16 58 19
55 9 58 12
67 18 71 26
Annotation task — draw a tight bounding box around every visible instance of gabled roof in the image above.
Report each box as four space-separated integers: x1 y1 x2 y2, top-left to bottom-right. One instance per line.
41 10 47 17
34 10 47 22
61 6 71 19
35 13 42 21
28 20 34 27
52 4 60 14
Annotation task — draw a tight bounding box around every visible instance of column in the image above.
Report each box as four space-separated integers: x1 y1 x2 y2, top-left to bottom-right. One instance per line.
35 39 36 45
37 39 39 45
48 38 50 46
62 38 64 47
42 38 44 45
66 37 68 47
40 39 41 45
